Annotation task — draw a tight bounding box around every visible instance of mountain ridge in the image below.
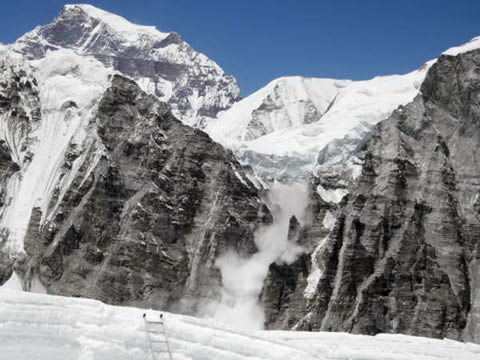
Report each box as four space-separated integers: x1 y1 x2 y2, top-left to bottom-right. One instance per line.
13 4 239 128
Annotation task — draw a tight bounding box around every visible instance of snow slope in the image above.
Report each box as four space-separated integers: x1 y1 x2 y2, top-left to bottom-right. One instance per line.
0 48 109 253
206 36 480 178
0 288 479 360
207 77 351 143
443 36 480 56
63 4 171 44
206 70 427 177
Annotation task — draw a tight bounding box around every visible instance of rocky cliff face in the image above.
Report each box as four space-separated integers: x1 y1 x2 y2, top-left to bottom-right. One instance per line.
14 4 239 128
0 43 268 312
0 4 266 312
265 49 480 342
260 176 339 330
16 74 267 311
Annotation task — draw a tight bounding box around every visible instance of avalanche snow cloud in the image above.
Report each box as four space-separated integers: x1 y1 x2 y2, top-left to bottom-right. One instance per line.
202 182 309 329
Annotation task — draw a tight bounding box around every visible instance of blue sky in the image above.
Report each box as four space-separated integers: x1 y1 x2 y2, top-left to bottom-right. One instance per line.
1 0 479 95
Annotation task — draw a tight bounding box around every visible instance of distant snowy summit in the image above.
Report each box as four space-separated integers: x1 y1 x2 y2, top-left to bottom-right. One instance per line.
14 4 239 128
207 37 480 178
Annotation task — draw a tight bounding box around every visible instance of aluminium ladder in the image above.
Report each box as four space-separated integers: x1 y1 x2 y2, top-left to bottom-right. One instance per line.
144 316 174 360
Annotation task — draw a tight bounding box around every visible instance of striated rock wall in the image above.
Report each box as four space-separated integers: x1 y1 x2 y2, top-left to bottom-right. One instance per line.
282 49 480 342
12 74 268 313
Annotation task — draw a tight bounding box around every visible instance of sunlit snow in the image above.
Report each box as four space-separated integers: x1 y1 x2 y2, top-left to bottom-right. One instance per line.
0 288 479 360
205 35 480 177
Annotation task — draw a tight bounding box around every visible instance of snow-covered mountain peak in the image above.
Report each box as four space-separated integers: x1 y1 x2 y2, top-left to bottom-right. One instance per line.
63 4 171 45
207 76 352 145
13 4 239 128
206 68 428 178
17 4 174 55
206 35 480 179
443 35 480 56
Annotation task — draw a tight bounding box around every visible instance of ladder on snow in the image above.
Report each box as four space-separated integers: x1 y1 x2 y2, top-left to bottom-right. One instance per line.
144 316 174 360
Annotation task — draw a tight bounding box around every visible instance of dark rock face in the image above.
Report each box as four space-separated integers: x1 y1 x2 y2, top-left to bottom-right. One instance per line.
19 75 268 312
261 179 335 329
14 5 239 128
261 253 310 329
286 49 480 342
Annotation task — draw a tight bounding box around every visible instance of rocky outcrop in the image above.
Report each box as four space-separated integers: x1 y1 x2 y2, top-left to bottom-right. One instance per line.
288 49 480 342
15 74 268 312
261 178 335 329
14 4 239 128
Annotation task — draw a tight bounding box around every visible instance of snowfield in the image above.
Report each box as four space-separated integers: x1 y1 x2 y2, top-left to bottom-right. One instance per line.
205 69 428 178
205 36 480 178
0 289 479 360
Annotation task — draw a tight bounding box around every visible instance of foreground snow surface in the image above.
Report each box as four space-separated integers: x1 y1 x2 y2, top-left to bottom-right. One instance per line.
0 290 479 360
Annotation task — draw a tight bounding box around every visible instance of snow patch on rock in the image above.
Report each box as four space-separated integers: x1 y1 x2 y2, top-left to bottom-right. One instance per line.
0 49 109 252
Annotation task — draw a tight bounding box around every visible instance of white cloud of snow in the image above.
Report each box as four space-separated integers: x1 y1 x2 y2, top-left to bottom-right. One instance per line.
201 181 309 329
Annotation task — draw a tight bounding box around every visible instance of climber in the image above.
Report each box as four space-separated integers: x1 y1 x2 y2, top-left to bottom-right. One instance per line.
143 313 146 319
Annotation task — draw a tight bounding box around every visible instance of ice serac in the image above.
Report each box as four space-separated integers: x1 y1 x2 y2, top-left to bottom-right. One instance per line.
278 48 480 342
14 4 239 128
207 69 428 178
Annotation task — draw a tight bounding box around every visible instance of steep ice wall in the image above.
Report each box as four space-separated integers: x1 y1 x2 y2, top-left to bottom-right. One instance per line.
206 69 428 177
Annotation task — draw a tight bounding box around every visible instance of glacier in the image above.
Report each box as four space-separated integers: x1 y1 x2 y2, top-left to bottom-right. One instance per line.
0 288 479 360
206 69 428 177
206 36 480 178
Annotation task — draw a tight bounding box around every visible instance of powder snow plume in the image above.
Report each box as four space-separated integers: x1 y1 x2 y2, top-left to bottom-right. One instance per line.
202 181 309 329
